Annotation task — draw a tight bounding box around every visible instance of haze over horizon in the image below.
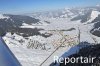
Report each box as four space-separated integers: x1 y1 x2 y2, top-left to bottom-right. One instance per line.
0 0 100 14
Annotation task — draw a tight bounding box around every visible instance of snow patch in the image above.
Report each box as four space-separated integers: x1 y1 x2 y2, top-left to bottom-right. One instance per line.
88 11 100 22
0 14 9 19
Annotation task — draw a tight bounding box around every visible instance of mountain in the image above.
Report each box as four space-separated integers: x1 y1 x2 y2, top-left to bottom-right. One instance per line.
71 7 100 23
30 8 78 19
0 14 51 37
0 14 40 28
0 14 9 19
31 6 100 37
1 6 100 66
90 15 100 37
31 6 100 20
60 43 100 66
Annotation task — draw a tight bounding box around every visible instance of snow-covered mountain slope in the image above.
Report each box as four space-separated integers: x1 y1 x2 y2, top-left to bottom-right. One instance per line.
87 10 100 23
30 8 78 19
0 14 50 38
0 14 9 19
1 6 100 66
29 6 100 24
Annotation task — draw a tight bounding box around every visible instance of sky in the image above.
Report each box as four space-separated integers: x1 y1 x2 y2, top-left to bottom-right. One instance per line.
0 0 100 14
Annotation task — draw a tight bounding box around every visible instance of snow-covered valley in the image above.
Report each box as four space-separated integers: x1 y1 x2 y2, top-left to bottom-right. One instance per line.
0 6 100 66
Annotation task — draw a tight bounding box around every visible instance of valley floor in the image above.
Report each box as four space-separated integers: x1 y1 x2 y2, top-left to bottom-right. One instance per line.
2 18 100 66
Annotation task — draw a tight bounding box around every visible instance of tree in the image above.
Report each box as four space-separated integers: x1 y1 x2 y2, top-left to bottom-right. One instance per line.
0 27 6 36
